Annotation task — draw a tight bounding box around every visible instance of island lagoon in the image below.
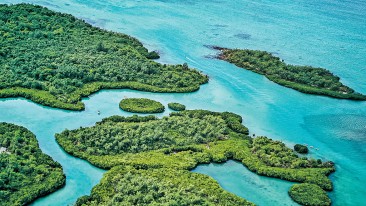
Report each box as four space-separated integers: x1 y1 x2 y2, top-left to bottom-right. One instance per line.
1 0 365 205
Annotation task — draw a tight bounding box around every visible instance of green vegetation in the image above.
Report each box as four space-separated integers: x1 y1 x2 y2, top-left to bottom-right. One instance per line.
214 46 366 100
251 137 325 169
294 144 309 154
0 4 208 110
289 183 331 206
168 102 186 111
56 110 334 204
0 123 65 206
76 166 251 206
119 98 165 113
56 111 235 156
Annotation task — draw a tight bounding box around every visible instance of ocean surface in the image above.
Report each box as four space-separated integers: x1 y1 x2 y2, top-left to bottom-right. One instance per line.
1 0 366 205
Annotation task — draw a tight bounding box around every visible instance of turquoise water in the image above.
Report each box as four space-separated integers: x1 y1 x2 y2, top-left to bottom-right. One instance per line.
1 0 366 205
193 160 299 206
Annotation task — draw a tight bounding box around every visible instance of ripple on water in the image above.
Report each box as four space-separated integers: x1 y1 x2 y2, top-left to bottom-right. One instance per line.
304 114 366 142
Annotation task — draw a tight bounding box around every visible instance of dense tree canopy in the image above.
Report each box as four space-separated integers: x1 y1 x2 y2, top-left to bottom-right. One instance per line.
168 102 186 111
56 110 334 205
0 123 65 206
289 183 331 206
119 98 165 113
251 137 322 168
294 144 309 154
56 111 234 157
0 4 208 110
76 166 252 206
214 46 366 100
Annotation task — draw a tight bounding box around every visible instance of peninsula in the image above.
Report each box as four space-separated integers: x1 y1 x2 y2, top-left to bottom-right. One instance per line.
0 4 208 110
212 46 366 100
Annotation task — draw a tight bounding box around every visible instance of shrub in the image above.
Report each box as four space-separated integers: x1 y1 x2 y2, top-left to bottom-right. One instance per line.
145 51 160 59
168 102 186 111
294 144 309 154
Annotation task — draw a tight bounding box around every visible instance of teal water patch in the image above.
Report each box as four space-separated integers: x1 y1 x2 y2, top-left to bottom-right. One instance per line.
303 114 366 206
1 0 366 205
304 114 366 142
193 160 299 206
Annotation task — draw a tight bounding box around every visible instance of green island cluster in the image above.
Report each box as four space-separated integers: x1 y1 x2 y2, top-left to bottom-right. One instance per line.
214 46 366 100
0 4 208 111
56 110 334 205
168 102 186 111
0 123 65 206
119 98 165 113
0 3 338 206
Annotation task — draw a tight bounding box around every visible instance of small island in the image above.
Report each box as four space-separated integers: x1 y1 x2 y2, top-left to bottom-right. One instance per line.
119 98 165 113
0 123 65 205
289 183 331 206
212 46 366 100
168 102 186 111
56 110 334 205
0 4 208 111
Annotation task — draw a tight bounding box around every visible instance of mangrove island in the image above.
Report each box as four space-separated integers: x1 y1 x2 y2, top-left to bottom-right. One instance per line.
55 110 334 205
213 46 366 100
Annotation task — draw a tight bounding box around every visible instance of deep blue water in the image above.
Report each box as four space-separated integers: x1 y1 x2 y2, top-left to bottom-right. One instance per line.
1 0 366 205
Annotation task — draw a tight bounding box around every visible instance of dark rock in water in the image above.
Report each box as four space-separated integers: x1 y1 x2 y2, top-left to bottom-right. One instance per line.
203 45 227 59
204 45 226 50
204 54 217 59
234 33 251 40
324 161 335 167
83 18 109 28
213 24 228 28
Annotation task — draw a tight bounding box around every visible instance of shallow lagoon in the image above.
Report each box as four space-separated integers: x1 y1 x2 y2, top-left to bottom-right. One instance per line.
1 0 366 205
193 160 299 206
